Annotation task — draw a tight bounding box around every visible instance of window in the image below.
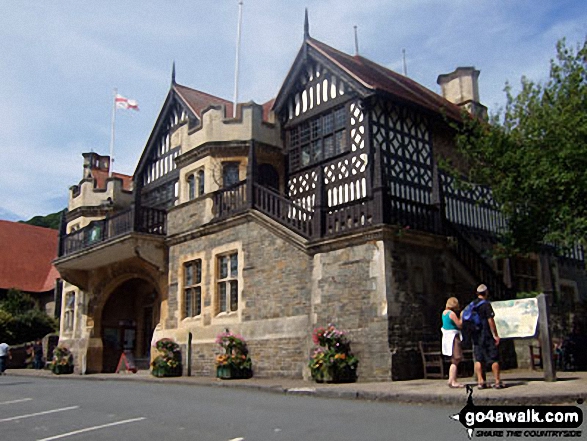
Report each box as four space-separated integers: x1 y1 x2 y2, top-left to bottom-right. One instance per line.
217 252 238 314
187 174 195 200
64 292 75 331
223 162 240 188
197 169 205 196
287 105 348 170
184 260 202 318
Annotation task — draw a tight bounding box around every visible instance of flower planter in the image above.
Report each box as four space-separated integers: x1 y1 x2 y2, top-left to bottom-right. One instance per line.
151 364 182 377
52 364 73 375
216 365 252 380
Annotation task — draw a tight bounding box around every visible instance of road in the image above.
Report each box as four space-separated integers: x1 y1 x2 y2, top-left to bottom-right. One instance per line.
0 375 563 440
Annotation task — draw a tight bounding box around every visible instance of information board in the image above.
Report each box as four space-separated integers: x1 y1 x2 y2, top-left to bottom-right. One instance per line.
492 297 539 339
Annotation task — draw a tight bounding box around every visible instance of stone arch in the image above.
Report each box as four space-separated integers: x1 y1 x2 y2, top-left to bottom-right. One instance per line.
85 263 164 373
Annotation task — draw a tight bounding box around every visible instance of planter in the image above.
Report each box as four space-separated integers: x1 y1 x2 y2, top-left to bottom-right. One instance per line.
151 364 182 378
311 366 357 384
329 366 357 384
52 364 73 375
216 365 252 380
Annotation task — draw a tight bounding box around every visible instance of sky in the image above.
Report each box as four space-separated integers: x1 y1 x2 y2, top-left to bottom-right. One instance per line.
0 1 585 222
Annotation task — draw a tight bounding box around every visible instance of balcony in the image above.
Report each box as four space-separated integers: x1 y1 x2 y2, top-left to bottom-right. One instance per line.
54 207 167 288
60 206 166 257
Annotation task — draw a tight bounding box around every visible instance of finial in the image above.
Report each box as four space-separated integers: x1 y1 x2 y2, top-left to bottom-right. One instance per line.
171 61 176 85
304 8 310 39
354 25 359 55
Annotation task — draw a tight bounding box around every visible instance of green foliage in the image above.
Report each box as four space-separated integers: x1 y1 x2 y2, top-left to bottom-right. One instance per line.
451 37 587 255
20 210 64 230
1 289 36 315
0 289 58 345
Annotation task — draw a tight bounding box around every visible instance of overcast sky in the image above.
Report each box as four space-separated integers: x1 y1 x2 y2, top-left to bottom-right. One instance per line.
0 1 585 222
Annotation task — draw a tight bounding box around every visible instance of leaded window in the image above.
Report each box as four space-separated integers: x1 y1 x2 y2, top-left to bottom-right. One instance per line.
184 259 202 318
217 252 238 314
64 292 75 332
223 163 240 188
286 106 348 170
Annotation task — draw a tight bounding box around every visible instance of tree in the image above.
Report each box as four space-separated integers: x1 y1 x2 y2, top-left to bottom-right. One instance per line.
0 289 58 345
451 37 587 255
20 209 64 230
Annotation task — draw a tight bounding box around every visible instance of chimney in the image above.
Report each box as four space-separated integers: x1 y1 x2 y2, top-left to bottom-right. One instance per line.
82 152 111 179
437 67 487 119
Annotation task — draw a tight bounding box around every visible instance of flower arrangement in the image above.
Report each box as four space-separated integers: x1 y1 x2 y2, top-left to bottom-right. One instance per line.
51 346 73 375
151 338 182 377
215 329 252 379
309 324 358 383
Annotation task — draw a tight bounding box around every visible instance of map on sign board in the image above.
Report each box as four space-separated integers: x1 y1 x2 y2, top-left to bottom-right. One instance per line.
492 297 539 339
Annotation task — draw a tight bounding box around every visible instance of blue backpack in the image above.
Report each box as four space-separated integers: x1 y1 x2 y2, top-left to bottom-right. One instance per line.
461 299 487 336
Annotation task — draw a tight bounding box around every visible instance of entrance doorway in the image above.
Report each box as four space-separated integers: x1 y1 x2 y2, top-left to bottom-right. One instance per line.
101 278 159 372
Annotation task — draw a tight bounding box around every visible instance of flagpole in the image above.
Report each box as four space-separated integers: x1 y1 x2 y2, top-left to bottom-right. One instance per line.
109 88 117 177
233 0 243 118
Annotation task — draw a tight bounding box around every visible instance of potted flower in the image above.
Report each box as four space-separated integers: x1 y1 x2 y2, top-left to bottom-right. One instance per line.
51 346 74 375
309 324 358 383
151 338 182 377
215 329 252 379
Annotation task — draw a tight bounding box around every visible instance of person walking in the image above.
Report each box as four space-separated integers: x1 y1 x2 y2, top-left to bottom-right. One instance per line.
0 342 10 375
470 284 503 389
441 297 464 388
33 339 44 370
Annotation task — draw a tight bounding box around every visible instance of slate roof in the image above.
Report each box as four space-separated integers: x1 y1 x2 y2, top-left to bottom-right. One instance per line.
279 36 464 121
0 221 60 293
174 83 234 119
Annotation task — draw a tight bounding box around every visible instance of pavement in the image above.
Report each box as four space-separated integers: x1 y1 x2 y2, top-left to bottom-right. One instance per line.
5 367 587 406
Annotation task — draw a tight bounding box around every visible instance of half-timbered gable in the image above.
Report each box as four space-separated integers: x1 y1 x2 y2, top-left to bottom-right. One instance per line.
135 80 232 210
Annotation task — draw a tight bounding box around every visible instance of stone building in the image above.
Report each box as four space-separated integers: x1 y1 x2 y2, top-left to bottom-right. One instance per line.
54 23 586 380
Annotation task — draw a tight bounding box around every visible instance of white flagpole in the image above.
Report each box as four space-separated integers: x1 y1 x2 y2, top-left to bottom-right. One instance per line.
233 0 243 118
109 88 117 177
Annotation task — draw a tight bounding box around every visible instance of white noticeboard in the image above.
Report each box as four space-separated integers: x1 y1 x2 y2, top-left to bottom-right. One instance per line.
492 298 539 339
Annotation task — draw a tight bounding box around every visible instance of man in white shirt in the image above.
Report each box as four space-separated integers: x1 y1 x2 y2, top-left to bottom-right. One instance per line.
0 342 10 375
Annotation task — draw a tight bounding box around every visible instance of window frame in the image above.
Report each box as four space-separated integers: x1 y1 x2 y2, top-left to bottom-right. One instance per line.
183 259 203 318
216 251 239 315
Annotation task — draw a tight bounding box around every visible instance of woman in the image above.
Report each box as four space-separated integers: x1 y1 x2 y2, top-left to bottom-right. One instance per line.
441 297 464 388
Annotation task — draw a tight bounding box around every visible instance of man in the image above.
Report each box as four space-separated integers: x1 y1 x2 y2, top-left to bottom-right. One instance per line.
0 341 10 375
470 284 503 389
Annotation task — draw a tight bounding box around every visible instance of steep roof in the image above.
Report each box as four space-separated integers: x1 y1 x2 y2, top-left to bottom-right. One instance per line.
275 36 464 121
174 83 233 118
0 221 60 293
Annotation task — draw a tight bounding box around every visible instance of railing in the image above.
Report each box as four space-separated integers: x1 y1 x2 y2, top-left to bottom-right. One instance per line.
325 198 374 236
389 195 440 235
254 184 313 238
213 181 248 219
60 207 166 257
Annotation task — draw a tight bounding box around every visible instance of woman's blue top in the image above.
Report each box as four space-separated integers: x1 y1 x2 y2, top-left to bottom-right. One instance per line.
442 310 459 330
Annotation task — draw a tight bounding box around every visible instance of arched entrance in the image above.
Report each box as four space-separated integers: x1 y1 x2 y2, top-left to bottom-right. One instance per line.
100 278 160 372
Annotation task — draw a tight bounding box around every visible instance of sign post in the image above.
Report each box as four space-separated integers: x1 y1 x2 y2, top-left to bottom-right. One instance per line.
537 293 556 382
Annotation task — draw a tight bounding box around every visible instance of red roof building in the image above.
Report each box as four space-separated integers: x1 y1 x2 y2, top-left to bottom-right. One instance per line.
0 220 60 314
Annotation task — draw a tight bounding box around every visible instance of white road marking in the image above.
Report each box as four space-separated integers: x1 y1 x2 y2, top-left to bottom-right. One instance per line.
0 406 79 422
228 438 244 441
36 417 147 441
0 398 33 405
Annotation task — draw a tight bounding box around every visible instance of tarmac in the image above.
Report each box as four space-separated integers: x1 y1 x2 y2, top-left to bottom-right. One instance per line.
5 368 587 407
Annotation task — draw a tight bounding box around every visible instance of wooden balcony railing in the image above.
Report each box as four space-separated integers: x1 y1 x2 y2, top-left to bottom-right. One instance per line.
60 206 166 257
